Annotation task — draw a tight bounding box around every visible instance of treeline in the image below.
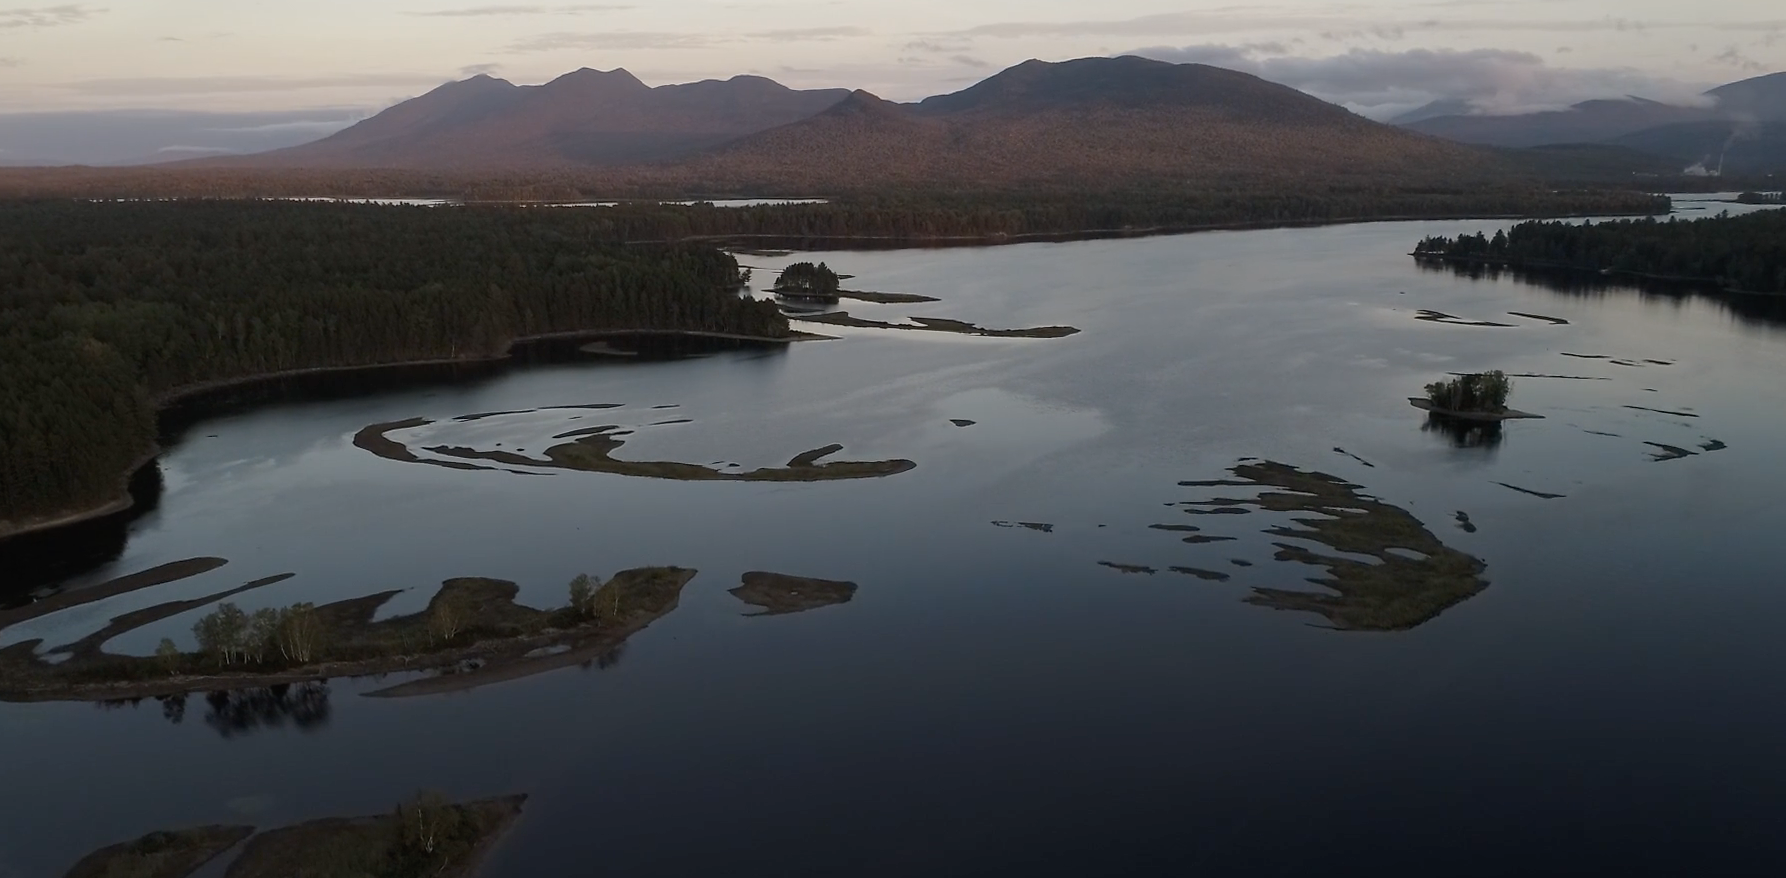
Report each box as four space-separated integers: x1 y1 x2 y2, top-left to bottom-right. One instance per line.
0 200 786 529
576 188 1671 244
1413 210 1786 293
1737 192 1784 205
0 164 1669 234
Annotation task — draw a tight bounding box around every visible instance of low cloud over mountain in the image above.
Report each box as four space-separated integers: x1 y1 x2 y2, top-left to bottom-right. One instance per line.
0 109 364 166
1131 45 1713 120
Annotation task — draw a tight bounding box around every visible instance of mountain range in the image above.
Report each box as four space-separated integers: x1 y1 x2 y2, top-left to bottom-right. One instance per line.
1397 72 1786 175
199 56 1510 191
662 59 1485 190
220 69 850 169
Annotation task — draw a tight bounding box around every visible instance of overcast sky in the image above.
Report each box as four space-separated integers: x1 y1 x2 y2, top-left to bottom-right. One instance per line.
1 0 1782 120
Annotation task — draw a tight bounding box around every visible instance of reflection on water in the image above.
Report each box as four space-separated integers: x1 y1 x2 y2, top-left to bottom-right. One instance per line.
6 216 1786 876
99 683 332 738
0 464 164 601
1415 259 1786 330
1422 414 1506 450
201 684 332 739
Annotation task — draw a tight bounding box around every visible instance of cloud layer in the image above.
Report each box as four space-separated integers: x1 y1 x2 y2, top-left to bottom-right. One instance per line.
1131 45 1717 119
0 3 99 28
408 5 629 17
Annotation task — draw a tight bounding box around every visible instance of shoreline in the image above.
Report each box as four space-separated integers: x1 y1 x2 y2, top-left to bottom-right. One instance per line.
0 328 804 544
1409 398 1544 421
644 206 1671 250
0 208 1666 544
1412 252 1784 297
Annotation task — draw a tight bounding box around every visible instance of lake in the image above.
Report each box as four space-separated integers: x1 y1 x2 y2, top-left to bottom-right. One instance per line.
5 202 1786 877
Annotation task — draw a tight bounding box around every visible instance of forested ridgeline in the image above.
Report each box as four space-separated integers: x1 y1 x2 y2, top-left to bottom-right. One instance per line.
0 200 785 532
0 164 1668 233
583 189 1672 243
1413 210 1786 293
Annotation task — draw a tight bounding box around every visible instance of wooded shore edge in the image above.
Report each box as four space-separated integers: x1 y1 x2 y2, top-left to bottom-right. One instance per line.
0 329 800 543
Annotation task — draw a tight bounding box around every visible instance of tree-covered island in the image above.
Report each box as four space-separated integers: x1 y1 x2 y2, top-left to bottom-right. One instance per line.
1411 371 1541 421
772 261 843 301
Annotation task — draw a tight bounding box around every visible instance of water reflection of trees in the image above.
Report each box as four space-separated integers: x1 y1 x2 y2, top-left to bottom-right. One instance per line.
1421 414 1505 450
115 683 333 738
1415 259 1786 331
583 643 626 672
202 683 332 738
0 464 162 603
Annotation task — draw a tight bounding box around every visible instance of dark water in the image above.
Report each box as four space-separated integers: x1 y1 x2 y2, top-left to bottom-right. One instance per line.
6 205 1786 877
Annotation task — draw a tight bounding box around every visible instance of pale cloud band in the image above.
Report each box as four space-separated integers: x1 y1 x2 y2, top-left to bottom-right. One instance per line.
1132 44 1718 118
0 3 102 28
407 5 632 17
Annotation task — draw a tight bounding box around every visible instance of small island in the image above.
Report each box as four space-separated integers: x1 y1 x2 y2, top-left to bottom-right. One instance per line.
63 825 254 878
729 572 858 616
1 567 698 702
1735 191 1783 205
1410 371 1542 421
772 261 843 302
63 793 524 878
1171 462 1490 631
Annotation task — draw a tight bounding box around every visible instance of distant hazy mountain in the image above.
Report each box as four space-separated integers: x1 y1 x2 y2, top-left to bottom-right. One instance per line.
210 70 852 169
1708 71 1786 121
1390 99 1475 126
667 56 1496 190
1397 70 1786 175
1610 120 1786 176
1403 98 1718 148
0 109 361 166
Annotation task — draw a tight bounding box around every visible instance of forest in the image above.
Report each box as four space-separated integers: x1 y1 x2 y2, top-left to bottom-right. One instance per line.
0 200 787 530
1413 210 1786 294
0 165 1670 237
586 188 1672 245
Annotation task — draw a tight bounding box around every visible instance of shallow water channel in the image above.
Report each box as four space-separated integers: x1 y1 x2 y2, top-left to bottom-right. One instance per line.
5 199 1786 876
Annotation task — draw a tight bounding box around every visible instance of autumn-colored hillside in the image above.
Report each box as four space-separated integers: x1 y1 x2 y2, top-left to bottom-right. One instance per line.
198 69 851 170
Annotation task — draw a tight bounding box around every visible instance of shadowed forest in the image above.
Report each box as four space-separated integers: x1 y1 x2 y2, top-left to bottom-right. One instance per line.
1414 210 1786 293
0 201 786 531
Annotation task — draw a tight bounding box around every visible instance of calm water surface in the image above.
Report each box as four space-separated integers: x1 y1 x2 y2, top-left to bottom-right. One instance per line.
5 205 1786 877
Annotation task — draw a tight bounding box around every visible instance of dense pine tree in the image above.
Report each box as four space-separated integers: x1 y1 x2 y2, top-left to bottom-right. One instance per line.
0 200 786 527
1414 210 1786 293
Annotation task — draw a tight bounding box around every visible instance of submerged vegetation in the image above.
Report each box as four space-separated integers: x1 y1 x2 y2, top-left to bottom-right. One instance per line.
0 567 697 701
729 572 858 616
792 311 1080 338
0 200 787 535
1175 462 1490 631
1413 210 1786 293
355 417 917 482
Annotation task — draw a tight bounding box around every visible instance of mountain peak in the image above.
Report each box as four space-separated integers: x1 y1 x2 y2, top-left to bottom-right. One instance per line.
810 90 905 122
448 73 516 91
545 67 649 93
916 55 1346 124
